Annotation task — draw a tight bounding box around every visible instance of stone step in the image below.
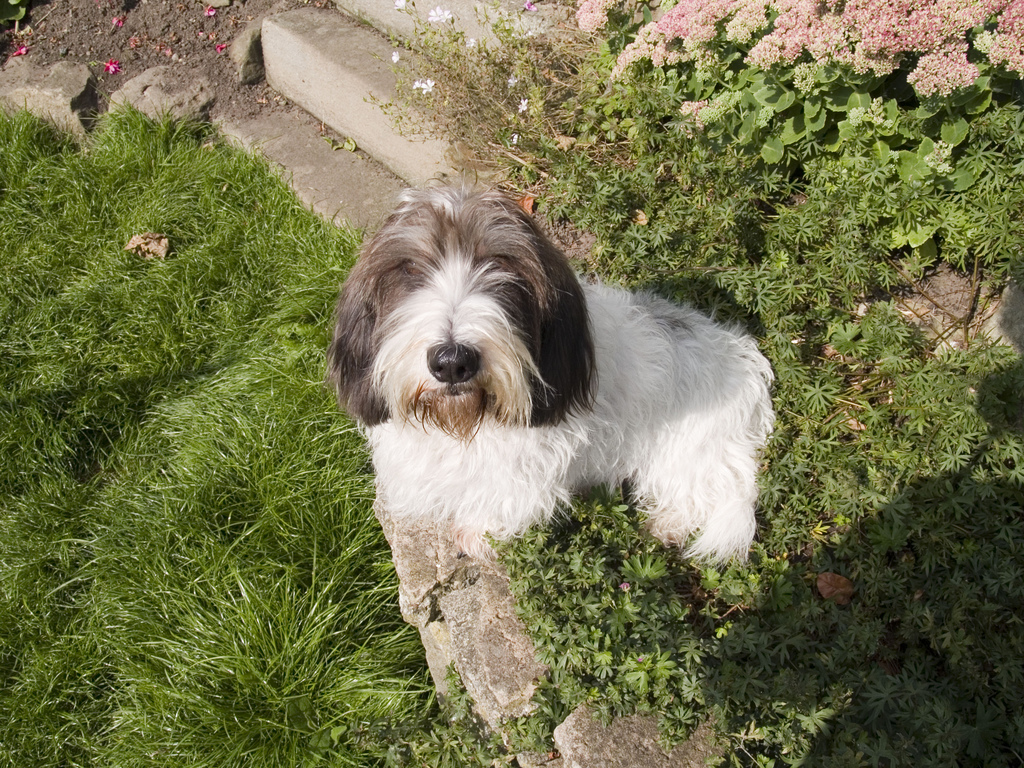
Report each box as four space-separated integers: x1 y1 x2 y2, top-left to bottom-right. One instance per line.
261 7 451 187
219 112 406 230
333 0 566 45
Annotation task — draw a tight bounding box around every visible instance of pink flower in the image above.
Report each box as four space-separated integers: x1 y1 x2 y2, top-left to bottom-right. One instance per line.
204 6 217 16
112 16 125 27
11 45 29 57
619 582 631 591
524 0 537 10
103 59 121 74
215 43 228 53
576 0 619 32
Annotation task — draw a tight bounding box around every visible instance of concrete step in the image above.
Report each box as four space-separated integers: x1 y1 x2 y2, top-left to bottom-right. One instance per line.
261 7 451 187
333 0 566 45
219 111 406 230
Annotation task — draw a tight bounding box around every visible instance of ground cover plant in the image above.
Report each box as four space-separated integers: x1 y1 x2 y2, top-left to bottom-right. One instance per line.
397 1 1024 764
0 108 435 767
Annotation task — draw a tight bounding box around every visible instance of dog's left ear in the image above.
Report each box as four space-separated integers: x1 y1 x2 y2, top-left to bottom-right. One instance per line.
527 223 596 426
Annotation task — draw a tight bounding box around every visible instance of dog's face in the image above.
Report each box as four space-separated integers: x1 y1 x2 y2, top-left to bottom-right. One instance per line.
327 186 595 439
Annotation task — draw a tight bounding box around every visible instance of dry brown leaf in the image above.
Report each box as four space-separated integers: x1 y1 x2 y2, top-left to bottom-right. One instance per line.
817 572 854 605
633 209 648 225
554 134 577 151
124 233 169 260
517 194 537 215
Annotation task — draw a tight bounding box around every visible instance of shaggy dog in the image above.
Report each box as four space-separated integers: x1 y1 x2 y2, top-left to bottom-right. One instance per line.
327 185 774 561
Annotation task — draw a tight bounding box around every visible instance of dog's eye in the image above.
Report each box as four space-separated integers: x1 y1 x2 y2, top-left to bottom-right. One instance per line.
397 260 422 278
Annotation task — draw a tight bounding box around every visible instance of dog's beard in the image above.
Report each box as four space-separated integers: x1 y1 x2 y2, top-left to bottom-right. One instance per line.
410 383 491 440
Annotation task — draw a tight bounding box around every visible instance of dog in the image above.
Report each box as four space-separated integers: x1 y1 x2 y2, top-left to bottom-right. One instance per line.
327 185 774 561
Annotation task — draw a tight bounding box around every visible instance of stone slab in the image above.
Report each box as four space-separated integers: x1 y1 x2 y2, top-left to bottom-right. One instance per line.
334 0 568 44
219 111 406 229
554 707 718 768
261 8 451 186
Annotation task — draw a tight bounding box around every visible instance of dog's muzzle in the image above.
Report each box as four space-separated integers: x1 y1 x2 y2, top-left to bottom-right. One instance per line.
428 342 481 385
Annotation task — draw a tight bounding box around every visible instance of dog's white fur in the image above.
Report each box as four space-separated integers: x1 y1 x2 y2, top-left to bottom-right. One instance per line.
328 186 774 562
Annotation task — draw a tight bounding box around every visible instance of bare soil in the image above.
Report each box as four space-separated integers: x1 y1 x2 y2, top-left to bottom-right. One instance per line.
0 0 324 124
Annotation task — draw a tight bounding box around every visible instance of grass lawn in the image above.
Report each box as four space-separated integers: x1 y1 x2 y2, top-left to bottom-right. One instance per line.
4 92 1024 767
0 108 431 767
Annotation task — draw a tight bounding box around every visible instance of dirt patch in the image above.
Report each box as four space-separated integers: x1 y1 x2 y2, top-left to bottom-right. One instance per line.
893 263 1004 349
1 0 328 124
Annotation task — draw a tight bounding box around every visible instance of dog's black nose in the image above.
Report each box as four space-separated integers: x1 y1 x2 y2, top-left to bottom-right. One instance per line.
427 343 480 384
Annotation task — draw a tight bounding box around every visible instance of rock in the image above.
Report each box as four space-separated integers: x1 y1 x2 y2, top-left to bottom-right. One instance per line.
230 20 265 85
374 501 547 729
374 501 465 626
0 59 99 139
110 66 214 121
554 707 719 768
439 568 548 728
993 280 1024 352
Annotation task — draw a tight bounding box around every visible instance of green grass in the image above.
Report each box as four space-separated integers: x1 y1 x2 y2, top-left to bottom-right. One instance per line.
0 108 431 767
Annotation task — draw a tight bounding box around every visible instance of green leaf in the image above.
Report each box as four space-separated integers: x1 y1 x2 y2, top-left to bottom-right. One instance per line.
0 0 27 20
816 65 841 84
821 128 843 151
805 99 828 131
897 150 931 183
736 110 758 144
915 237 938 261
780 114 806 145
873 140 891 164
846 91 872 111
824 86 855 111
948 166 978 191
754 85 795 112
940 118 969 146
761 136 785 163
907 225 936 248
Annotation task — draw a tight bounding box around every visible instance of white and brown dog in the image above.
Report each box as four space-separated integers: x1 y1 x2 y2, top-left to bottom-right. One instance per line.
327 185 774 561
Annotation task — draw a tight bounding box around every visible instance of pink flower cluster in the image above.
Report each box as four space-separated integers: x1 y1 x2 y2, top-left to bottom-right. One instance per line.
584 0 1024 97
576 0 624 32
980 0 1024 72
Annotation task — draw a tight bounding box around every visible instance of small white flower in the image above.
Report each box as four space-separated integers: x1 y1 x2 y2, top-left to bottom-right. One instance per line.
518 98 529 113
394 0 406 8
392 51 401 63
413 78 435 94
510 133 520 145
428 6 453 23
507 75 518 87
466 38 477 48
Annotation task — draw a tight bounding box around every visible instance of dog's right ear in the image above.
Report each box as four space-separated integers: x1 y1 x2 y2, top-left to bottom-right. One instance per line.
326 266 390 426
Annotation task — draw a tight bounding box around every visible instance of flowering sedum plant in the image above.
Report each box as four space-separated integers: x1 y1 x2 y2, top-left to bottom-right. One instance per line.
582 0 1024 96
574 0 1024 259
